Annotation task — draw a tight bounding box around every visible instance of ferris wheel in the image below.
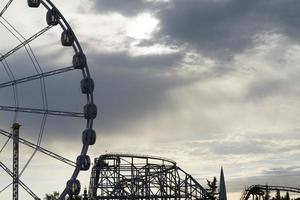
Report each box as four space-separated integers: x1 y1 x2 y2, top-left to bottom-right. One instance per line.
0 0 97 199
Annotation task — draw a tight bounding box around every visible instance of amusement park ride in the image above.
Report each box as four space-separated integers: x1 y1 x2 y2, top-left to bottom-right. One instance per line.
0 1 299 200
0 0 96 199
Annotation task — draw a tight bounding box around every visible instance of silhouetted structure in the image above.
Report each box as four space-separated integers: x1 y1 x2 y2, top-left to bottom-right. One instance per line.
219 167 227 200
89 153 211 199
12 123 21 200
240 185 300 200
0 0 97 199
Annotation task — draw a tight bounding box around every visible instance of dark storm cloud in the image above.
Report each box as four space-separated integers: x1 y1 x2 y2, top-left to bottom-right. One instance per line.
4 0 300 145
0 48 192 140
92 0 147 16
155 0 262 59
85 0 300 107
87 51 194 134
89 51 183 70
155 0 300 58
90 0 166 17
92 0 300 59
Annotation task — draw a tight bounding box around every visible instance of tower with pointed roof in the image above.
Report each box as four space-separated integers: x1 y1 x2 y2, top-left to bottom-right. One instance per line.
219 167 227 200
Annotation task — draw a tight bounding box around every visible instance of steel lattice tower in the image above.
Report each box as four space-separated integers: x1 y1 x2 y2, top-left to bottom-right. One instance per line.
12 123 21 200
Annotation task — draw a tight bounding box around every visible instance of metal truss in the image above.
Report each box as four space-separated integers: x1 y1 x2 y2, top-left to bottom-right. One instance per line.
0 161 40 200
0 0 13 17
0 128 76 167
240 185 300 200
0 25 52 62
0 66 75 89
0 105 84 118
89 153 211 200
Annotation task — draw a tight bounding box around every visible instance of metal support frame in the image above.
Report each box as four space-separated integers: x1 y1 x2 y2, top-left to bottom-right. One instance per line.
0 128 76 167
0 66 75 89
12 123 20 200
0 1 96 199
240 185 300 200
0 161 40 200
89 153 210 200
0 26 52 62
0 105 84 118
0 0 13 17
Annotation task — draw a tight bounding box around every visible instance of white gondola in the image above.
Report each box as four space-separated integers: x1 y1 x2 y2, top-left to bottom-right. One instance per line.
27 0 41 8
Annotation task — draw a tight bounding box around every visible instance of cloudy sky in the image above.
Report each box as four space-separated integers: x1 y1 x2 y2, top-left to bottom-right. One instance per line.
1 0 300 199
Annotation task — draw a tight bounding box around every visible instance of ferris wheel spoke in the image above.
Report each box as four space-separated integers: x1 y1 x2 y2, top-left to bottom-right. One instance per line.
0 25 52 62
0 105 84 118
1 16 47 75
0 161 40 200
0 0 13 17
0 128 76 167
0 136 11 153
0 183 10 194
0 66 75 89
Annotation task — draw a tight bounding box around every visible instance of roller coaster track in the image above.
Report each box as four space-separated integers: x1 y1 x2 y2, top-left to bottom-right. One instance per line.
240 185 300 200
89 153 211 200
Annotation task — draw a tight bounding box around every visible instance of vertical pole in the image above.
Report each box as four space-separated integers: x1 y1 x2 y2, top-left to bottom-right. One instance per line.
12 123 21 200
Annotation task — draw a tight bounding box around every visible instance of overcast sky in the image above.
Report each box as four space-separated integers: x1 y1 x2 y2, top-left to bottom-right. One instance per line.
1 0 300 199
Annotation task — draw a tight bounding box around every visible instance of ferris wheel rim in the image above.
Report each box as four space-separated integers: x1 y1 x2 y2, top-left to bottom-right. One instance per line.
0 0 97 199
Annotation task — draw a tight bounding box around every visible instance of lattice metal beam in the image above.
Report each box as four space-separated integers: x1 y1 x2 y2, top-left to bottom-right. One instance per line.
0 26 51 62
0 66 75 89
0 161 40 200
0 128 76 167
0 105 84 118
0 0 13 17
12 123 20 200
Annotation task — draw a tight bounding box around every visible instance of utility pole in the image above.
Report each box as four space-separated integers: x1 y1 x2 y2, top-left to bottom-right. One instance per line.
12 123 21 200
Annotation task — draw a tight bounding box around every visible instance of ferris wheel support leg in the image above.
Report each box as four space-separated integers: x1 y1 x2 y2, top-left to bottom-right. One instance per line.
12 123 21 200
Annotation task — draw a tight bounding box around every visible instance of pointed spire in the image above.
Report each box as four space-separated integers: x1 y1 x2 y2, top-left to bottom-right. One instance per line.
219 167 227 200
